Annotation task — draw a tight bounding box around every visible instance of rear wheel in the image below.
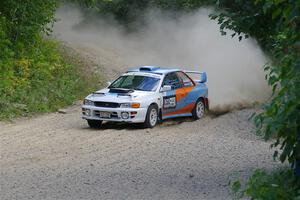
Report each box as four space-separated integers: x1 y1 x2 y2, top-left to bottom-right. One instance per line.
87 120 102 129
143 104 158 128
192 99 205 119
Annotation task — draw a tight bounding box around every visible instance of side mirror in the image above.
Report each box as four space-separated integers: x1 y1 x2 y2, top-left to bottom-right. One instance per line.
161 85 172 92
106 81 111 87
199 72 207 83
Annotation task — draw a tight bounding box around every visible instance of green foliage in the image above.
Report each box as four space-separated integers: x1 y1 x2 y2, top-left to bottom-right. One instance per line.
230 168 300 199
0 0 57 46
210 1 275 44
68 0 214 24
151 0 213 10
211 1 300 198
211 0 300 166
0 1 100 120
0 38 99 120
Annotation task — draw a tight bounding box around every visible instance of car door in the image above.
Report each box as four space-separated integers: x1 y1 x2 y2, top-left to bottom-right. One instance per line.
176 71 196 105
161 72 191 118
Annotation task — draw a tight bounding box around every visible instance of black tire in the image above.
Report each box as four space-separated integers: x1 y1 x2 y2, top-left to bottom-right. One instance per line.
192 98 205 120
143 104 158 128
87 120 102 129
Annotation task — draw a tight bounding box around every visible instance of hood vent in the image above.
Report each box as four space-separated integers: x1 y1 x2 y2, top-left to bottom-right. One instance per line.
92 92 105 97
139 66 160 71
109 88 134 94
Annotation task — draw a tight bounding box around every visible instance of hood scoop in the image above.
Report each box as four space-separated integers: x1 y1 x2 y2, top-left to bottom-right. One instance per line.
92 92 105 97
109 88 134 94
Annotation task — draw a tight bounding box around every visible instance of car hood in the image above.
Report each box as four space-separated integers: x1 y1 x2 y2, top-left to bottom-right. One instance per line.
86 88 154 103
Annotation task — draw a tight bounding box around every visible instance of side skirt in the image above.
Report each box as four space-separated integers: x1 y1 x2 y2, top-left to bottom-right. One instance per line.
162 113 192 120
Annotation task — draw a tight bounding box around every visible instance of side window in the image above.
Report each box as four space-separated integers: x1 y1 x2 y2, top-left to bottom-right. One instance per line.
177 72 194 87
162 72 182 90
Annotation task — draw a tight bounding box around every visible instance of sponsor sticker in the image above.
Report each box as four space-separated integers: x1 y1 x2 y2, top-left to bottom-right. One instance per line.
163 95 176 109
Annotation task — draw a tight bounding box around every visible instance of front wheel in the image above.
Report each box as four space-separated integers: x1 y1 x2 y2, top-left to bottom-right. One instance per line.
87 120 102 129
192 99 205 120
143 104 158 128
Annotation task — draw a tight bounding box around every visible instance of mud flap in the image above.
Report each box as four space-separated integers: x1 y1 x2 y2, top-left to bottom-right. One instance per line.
204 98 209 111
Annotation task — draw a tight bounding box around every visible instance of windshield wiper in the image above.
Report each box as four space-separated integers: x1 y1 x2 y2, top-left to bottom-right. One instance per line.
133 87 143 91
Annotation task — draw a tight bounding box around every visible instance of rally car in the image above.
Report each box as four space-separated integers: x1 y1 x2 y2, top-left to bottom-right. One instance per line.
82 66 209 128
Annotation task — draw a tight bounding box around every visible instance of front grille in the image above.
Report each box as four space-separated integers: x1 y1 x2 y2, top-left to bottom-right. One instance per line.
94 101 120 108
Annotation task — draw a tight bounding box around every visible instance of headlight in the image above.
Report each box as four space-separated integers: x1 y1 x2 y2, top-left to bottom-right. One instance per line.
120 102 140 108
120 103 131 108
84 99 94 106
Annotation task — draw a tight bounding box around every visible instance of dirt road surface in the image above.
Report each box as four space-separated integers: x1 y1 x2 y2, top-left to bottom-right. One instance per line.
0 44 278 200
1 107 278 200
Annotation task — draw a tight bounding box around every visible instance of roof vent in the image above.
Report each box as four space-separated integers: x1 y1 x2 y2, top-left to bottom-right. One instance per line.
139 66 160 71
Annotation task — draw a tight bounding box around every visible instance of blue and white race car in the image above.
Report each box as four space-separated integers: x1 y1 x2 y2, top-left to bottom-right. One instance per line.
82 66 209 128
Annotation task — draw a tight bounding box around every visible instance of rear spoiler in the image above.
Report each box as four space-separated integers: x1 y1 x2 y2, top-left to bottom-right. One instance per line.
184 70 207 83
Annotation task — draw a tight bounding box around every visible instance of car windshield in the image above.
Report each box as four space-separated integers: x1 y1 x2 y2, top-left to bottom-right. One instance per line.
109 75 160 91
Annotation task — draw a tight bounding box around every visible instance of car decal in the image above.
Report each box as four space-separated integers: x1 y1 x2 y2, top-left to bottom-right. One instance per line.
162 84 208 117
163 103 195 117
175 86 194 102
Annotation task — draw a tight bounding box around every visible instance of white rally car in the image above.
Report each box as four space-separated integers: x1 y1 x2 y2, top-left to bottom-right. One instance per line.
82 66 209 128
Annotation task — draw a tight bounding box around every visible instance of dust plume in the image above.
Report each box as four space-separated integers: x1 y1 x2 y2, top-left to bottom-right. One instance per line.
53 5 271 113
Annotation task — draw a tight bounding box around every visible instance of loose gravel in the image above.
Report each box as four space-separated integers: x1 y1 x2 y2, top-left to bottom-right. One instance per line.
0 106 278 200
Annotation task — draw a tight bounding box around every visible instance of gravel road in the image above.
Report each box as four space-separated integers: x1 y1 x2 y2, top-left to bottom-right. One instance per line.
1 105 278 200
0 42 279 199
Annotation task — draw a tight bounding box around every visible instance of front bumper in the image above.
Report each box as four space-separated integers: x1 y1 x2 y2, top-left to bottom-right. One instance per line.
81 105 147 123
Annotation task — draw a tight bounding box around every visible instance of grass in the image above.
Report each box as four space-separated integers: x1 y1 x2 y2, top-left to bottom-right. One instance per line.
0 39 103 121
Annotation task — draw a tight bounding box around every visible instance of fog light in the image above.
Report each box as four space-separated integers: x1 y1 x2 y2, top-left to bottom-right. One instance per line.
121 112 129 119
85 109 91 116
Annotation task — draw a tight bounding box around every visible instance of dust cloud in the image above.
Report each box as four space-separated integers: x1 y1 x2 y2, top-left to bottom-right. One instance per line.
53 5 271 112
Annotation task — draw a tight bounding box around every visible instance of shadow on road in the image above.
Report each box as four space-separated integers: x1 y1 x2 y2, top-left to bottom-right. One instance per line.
81 117 199 131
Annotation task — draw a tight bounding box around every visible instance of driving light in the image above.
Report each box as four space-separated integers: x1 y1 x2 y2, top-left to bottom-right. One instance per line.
85 109 91 116
121 112 129 119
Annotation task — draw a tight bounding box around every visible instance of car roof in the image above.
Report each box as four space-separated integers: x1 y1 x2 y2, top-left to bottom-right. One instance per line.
127 66 181 75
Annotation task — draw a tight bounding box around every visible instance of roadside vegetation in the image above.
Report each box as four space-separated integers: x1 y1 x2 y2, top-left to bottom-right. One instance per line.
211 1 300 198
231 168 299 199
0 1 99 120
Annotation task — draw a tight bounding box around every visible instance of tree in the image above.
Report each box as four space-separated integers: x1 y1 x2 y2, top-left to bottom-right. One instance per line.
0 0 57 47
67 0 214 25
211 0 300 177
